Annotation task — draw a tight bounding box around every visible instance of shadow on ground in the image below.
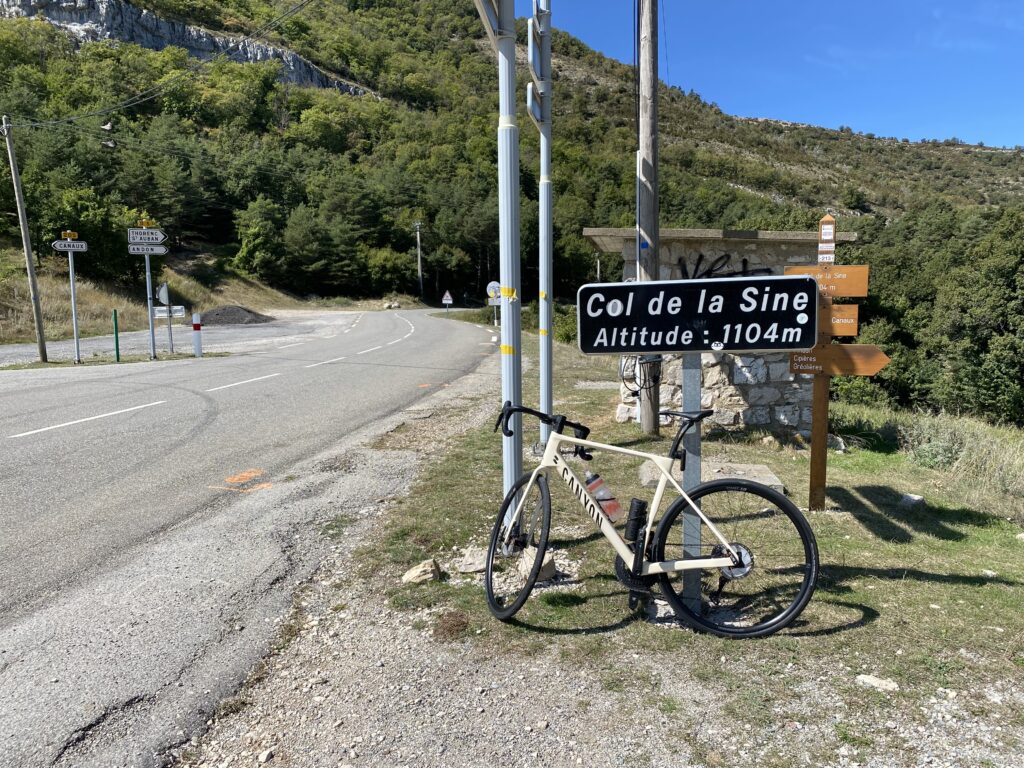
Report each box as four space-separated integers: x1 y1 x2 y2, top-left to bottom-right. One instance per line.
827 484 993 543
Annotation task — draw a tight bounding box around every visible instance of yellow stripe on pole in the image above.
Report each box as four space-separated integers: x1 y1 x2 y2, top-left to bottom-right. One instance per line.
500 344 516 355
539 290 547 300
500 286 518 299
538 329 548 336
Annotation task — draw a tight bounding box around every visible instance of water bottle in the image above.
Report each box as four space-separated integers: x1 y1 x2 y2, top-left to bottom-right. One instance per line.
585 471 623 522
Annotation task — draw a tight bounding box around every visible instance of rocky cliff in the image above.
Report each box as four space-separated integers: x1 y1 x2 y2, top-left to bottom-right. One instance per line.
0 0 367 94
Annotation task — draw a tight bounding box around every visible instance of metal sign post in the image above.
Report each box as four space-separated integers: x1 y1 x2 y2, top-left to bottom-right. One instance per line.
157 282 174 353
130 220 166 360
527 0 553 445
52 231 87 364
474 0 523 496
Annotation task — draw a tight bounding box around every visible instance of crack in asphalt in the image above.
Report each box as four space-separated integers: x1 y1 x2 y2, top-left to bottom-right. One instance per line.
51 694 153 767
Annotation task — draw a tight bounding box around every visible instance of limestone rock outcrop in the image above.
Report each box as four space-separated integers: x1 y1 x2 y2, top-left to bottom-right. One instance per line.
0 0 366 93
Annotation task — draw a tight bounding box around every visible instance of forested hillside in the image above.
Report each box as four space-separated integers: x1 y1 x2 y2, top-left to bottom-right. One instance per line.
0 0 1022 424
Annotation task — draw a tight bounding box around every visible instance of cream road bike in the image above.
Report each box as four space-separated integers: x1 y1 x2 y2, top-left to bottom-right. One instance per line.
486 403 819 639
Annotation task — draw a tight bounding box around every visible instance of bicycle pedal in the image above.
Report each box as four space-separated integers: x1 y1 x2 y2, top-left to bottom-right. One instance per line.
628 591 648 612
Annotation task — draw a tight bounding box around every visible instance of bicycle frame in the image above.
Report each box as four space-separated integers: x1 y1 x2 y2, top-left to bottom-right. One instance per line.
506 431 738 575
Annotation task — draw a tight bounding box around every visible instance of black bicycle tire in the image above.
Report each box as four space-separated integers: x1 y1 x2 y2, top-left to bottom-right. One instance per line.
484 472 552 621
651 479 819 639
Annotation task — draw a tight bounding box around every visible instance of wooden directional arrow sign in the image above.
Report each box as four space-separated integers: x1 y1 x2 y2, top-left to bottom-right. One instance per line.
128 244 169 255
52 240 88 252
820 303 859 336
790 344 890 376
784 265 869 298
128 228 167 244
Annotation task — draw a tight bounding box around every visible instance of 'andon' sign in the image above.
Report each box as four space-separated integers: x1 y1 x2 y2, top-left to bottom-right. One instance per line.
576 276 819 355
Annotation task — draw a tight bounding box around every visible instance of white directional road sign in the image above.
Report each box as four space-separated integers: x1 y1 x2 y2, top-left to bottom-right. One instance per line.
486 280 501 298
52 240 88 252
128 228 167 244
153 305 186 318
128 244 169 255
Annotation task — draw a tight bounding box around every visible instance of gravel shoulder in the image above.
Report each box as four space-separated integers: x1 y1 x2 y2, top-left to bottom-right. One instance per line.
171 345 1024 768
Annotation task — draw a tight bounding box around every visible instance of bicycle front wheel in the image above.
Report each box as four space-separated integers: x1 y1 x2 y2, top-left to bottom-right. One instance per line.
484 471 552 621
651 479 818 638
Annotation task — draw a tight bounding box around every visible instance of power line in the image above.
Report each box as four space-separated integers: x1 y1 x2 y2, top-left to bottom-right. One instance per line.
12 0 322 129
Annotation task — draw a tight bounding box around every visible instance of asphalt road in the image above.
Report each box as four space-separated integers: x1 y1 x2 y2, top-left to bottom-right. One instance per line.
0 309 499 767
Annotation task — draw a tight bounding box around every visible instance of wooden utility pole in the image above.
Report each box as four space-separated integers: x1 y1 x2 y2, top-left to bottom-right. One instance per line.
2 115 47 362
637 0 659 435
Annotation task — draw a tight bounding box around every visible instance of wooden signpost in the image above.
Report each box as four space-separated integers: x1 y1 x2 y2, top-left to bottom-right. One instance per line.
785 216 890 509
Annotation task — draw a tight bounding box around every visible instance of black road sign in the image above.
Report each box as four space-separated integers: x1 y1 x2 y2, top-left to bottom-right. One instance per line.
577 276 819 355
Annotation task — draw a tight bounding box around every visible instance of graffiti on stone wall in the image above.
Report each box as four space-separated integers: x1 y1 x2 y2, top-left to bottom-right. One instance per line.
677 253 772 280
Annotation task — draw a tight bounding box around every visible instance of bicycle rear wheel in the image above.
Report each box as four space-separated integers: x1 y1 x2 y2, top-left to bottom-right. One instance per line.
651 479 818 638
484 471 551 621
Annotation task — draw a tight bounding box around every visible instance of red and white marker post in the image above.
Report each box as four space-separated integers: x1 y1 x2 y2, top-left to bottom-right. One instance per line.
192 313 203 358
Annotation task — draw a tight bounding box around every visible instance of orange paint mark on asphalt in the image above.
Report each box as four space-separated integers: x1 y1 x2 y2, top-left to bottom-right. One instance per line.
210 468 273 495
418 384 431 388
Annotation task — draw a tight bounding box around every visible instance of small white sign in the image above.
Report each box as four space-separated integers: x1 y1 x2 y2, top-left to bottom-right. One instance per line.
487 297 501 306
52 240 88 252
442 291 454 305
128 228 167 244
153 305 186 318
129 244 168 255
821 224 835 241
486 280 501 299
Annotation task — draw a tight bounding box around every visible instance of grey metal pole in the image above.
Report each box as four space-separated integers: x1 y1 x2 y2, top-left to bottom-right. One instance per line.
68 251 81 364
681 354 702 609
2 115 47 363
532 0 554 444
497 0 522 495
637 0 660 435
166 301 174 354
144 253 156 359
414 221 424 297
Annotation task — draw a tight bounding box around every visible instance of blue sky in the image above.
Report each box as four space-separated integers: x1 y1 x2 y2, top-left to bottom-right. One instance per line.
514 1 1023 148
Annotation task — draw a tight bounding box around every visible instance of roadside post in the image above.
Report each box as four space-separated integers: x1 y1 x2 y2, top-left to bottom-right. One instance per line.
486 280 501 327
442 290 453 315
192 313 203 358
129 220 167 360
112 309 120 362
156 282 174 353
785 216 890 509
52 230 88 364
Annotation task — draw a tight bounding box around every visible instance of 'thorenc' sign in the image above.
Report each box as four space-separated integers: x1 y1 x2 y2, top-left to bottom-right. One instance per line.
576 276 819 355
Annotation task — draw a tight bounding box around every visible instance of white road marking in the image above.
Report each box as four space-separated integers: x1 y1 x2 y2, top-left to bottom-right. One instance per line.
205 373 281 392
357 346 382 355
7 401 167 439
305 356 347 369
277 342 305 349
491 336 498 342
387 339 402 346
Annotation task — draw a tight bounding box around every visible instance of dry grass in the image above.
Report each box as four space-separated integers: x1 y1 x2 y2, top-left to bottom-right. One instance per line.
1 246 429 345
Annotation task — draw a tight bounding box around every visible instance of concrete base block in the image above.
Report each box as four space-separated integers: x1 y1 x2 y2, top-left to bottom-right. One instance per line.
702 462 786 494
